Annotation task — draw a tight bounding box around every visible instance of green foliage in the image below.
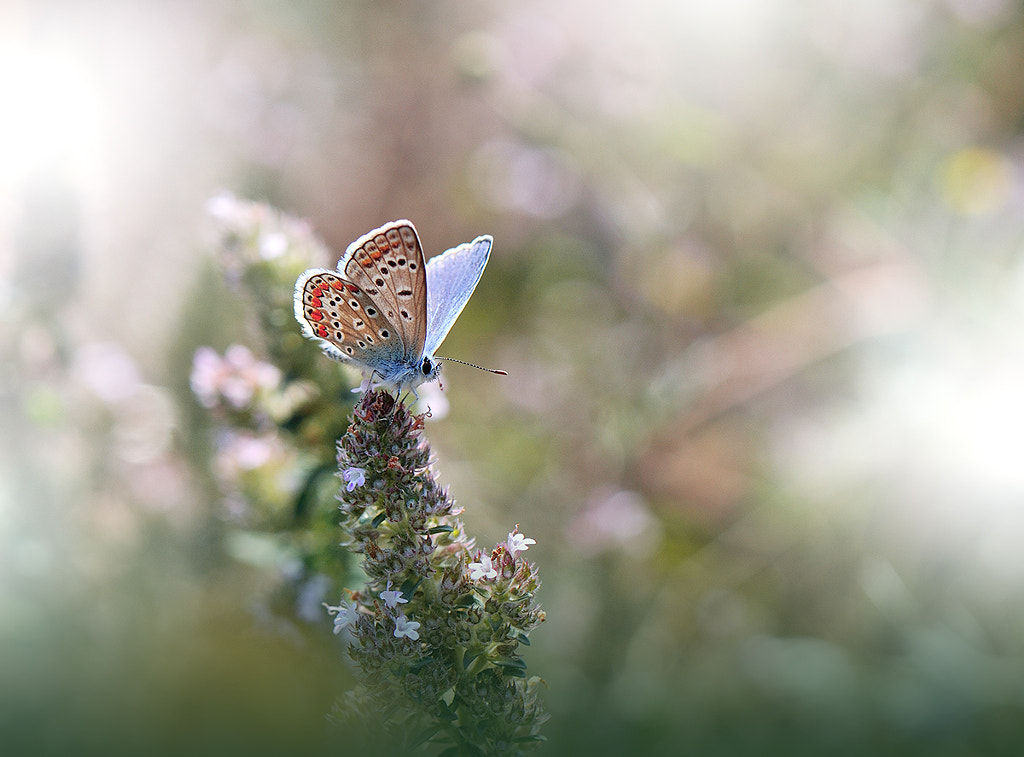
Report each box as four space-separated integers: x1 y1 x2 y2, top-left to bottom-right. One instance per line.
329 390 546 756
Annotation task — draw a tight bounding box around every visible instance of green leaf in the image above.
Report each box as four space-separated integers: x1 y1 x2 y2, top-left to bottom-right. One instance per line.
371 511 387 528
427 524 454 534
495 657 528 672
436 703 458 722
400 576 424 598
513 735 547 744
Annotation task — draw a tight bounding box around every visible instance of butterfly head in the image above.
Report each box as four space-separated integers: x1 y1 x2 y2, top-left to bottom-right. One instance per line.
420 355 441 383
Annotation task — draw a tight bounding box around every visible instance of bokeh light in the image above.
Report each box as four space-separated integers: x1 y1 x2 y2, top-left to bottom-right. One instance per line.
0 46 102 186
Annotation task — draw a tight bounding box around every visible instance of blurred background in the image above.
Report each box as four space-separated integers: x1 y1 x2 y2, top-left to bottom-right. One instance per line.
4 0 1024 754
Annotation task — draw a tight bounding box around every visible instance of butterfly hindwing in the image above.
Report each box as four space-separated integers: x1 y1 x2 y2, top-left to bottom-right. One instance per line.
424 235 492 356
294 268 405 367
338 220 427 360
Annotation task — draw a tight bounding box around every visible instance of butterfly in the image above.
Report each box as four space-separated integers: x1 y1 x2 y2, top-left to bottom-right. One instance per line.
294 219 505 394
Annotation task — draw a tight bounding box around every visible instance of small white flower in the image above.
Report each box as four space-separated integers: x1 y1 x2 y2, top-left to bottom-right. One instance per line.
506 530 537 556
326 600 359 635
190 347 223 408
214 430 283 481
410 380 449 420
259 230 288 260
393 614 420 640
220 375 255 409
189 344 281 410
468 554 498 581
205 190 240 222
227 432 276 470
342 467 366 492
380 588 408 609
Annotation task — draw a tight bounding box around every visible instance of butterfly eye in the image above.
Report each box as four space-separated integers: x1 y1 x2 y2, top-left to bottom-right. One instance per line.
421 357 433 376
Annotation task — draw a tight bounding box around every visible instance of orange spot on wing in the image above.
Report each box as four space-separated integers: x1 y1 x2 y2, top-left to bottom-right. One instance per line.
310 296 322 307
330 280 344 291
308 309 324 321
345 283 360 293
369 249 383 260
315 324 328 337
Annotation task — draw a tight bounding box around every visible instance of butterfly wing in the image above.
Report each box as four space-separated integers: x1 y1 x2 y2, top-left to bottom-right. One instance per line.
294 268 407 368
423 234 492 356
336 220 427 361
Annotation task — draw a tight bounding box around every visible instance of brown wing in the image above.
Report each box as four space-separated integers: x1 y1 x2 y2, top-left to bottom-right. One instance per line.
294 268 405 366
338 220 427 358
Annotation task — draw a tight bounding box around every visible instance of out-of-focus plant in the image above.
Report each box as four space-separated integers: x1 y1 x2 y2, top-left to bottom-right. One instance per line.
192 194 545 753
188 192 361 615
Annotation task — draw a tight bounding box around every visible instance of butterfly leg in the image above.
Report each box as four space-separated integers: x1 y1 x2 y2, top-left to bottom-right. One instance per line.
394 386 418 407
358 370 390 395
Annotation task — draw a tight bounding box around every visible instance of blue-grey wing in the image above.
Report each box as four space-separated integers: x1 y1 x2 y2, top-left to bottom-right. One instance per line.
424 234 492 356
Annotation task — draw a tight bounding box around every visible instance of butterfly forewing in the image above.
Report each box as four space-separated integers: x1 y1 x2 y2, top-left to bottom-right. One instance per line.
424 235 492 356
296 269 406 366
339 221 427 359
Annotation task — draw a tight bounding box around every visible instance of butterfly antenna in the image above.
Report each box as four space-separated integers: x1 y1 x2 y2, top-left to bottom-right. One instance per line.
437 356 508 375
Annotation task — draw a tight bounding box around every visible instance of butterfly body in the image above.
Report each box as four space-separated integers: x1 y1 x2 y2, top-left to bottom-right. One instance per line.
294 220 493 393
